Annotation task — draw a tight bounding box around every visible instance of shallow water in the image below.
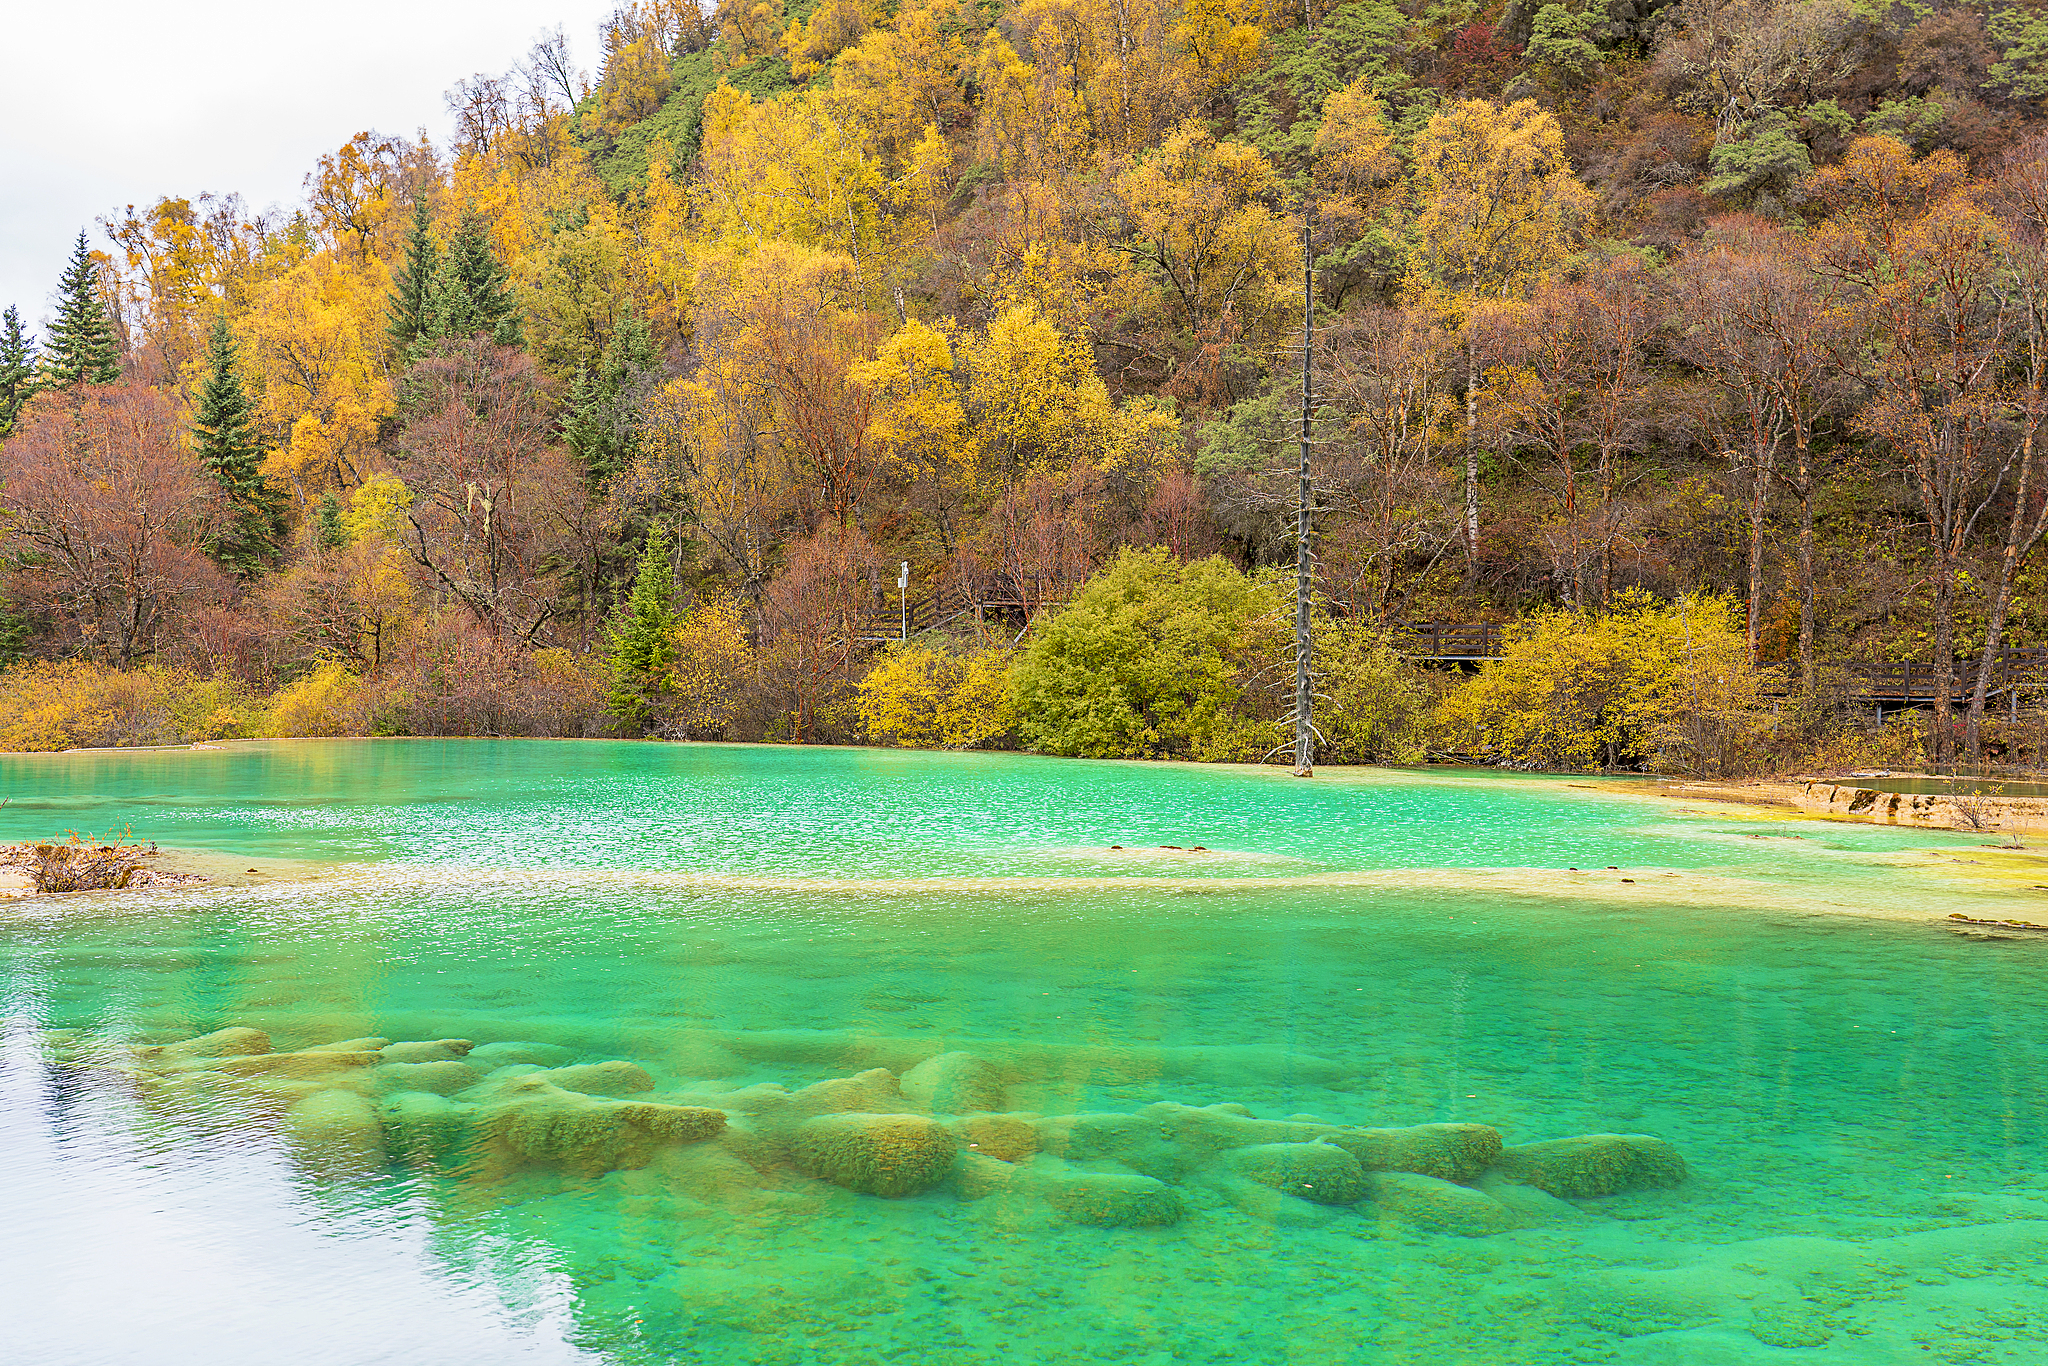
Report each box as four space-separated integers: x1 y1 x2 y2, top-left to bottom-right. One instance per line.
3 741 2046 1365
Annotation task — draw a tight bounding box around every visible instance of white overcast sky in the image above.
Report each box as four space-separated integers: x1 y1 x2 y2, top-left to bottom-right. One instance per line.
0 0 623 338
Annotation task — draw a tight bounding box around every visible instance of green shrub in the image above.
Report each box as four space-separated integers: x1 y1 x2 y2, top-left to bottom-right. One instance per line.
1011 549 1284 759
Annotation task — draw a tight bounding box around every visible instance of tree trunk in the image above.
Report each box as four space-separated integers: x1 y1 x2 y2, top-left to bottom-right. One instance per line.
1969 421 2047 757
1746 465 1770 665
1932 548 1955 766
1463 339 1479 575
1794 424 1815 679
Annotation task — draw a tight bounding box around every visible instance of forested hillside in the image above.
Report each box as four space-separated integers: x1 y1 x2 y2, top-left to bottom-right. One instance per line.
2 0 2047 771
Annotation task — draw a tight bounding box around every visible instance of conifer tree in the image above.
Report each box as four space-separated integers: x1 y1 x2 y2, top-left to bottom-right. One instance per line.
563 316 658 485
314 493 348 550
0 306 36 437
41 232 120 388
192 318 286 577
386 198 440 357
604 525 679 728
430 216 523 347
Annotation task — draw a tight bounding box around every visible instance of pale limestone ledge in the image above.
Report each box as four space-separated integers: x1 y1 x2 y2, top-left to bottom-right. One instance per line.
1672 780 2048 836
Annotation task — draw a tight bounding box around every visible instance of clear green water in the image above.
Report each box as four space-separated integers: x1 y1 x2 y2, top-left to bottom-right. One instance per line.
3 741 2046 1365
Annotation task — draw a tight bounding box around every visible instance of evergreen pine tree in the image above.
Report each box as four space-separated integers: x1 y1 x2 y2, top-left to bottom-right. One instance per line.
563 317 659 486
429 216 523 347
0 306 37 437
562 364 611 480
314 493 348 551
386 198 440 358
192 318 286 577
41 232 120 388
604 525 679 729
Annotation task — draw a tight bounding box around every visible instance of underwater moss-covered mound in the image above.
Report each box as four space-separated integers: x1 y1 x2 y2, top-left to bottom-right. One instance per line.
116 1024 1691 1236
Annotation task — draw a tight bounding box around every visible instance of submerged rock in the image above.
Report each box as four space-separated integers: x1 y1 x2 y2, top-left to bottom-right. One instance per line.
378 1090 478 1163
211 1050 383 1079
304 1036 390 1054
949 1151 1024 1201
144 1026 272 1063
1032 1161 1183 1227
1363 1171 1517 1235
541 1061 656 1098
284 1088 385 1169
483 1078 725 1177
1491 1134 1687 1198
369 1060 481 1096
949 1112 1039 1163
1134 1101 1334 1157
791 1112 957 1196
468 1040 573 1070
1326 1123 1504 1183
1223 1142 1369 1205
380 1039 475 1065
787 1068 917 1121
900 1051 1005 1115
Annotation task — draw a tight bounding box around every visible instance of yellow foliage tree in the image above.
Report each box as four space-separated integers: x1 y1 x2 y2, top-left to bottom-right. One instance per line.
695 86 905 289
1103 121 1295 346
1311 78 1401 231
1410 98 1594 302
858 642 1015 748
850 318 977 545
961 303 1178 484
829 2 969 166
659 595 755 738
236 249 392 493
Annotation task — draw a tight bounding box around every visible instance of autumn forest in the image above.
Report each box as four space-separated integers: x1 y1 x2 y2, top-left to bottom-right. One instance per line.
3 0 2048 773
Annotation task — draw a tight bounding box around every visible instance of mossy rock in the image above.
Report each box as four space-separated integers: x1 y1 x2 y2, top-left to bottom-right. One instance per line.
1363 1171 1516 1235
283 1088 385 1170
784 1068 915 1122
1223 1142 1368 1205
790 1112 957 1197
380 1039 475 1064
145 1026 272 1063
950 1151 1023 1201
540 1061 655 1097
469 1040 573 1069
486 1082 726 1177
1133 1101 1333 1155
901 1051 1006 1115
304 1036 389 1054
1325 1123 1504 1183
212 1050 384 1079
1035 1164 1183 1228
369 1060 481 1096
378 1090 478 1164
1490 1134 1687 1198
950 1112 1039 1163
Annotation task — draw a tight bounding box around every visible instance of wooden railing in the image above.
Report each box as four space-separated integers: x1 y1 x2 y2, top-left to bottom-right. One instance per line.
1388 622 1504 659
1387 623 2048 698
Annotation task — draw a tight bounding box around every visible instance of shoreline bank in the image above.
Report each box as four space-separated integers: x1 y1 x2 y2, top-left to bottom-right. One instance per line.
1670 779 2048 837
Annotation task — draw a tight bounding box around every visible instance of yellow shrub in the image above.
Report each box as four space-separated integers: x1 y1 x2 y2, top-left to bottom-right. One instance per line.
264 662 366 738
657 596 754 739
859 643 1014 749
0 660 263 751
1436 592 1767 775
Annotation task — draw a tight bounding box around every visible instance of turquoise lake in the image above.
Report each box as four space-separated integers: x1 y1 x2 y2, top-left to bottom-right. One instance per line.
1 739 2044 1364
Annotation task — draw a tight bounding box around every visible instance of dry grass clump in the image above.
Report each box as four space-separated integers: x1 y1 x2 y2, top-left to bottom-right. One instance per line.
18 831 149 892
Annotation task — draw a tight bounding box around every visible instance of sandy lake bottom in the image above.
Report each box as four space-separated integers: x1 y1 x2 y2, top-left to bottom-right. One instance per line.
2 740 2046 1365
